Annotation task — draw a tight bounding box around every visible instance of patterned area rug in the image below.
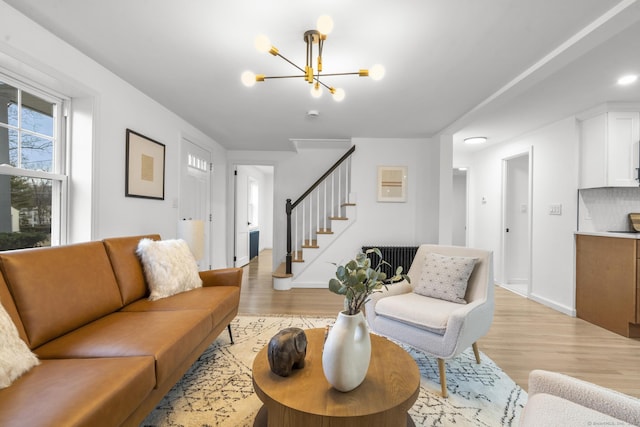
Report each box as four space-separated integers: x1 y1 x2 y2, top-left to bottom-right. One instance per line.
141 315 527 426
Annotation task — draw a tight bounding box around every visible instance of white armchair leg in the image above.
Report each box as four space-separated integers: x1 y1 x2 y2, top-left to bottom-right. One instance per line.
472 342 481 364
437 358 448 398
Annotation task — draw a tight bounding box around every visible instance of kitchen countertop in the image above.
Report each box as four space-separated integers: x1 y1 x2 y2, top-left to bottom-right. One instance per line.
575 231 640 239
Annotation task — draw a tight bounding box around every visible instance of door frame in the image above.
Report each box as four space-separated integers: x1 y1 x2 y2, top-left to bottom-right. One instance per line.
179 137 212 270
232 163 275 267
500 147 533 296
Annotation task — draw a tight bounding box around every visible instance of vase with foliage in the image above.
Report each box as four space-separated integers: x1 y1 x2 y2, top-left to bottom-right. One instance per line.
322 248 410 391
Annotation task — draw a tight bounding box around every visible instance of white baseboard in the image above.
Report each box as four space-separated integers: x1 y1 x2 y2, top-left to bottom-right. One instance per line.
528 292 576 317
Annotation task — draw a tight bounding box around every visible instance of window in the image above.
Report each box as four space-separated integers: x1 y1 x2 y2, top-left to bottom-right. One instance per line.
0 76 67 250
248 177 259 229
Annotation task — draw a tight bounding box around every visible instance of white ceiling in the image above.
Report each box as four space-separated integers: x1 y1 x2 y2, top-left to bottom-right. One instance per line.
5 0 640 158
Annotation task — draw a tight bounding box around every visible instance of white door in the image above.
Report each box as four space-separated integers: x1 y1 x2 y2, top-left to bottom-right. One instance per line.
234 167 250 267
503 152 531 295
180 138 211 270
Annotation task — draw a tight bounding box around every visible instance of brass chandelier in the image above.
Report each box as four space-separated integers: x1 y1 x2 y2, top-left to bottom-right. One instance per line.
241 15 384 102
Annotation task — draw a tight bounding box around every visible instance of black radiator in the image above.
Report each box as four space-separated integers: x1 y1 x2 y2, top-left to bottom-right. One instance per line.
361 246 418 277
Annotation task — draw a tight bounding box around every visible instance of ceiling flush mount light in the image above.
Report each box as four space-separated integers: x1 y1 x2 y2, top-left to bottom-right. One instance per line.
242 15 384 102
464 136 487 145
617 74 638 86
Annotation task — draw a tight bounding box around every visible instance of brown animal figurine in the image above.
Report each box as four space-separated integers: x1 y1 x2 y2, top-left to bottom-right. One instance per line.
267 327 307 377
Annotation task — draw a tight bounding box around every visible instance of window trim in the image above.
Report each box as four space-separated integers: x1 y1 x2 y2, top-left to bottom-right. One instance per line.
0 72 69 246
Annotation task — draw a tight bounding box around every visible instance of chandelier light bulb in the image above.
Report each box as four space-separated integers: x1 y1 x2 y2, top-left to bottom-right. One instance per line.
254 34 272 53
317 15 334 35
241 71 257 87
332 88 345 102
369 64 386 81
310 83 323 98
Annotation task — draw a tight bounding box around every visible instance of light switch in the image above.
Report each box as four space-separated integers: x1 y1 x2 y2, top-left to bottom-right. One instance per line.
549 204 562 215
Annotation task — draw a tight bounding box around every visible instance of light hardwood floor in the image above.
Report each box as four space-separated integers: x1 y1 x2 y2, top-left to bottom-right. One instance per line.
239 250 640 397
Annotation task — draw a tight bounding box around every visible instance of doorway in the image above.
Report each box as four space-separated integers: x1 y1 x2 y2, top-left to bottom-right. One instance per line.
452 168 467 246
501 150 532 297
180 138 211 270
234 165 274 267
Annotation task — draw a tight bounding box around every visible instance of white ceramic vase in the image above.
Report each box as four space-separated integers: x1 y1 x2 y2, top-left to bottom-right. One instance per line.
322 310 372 392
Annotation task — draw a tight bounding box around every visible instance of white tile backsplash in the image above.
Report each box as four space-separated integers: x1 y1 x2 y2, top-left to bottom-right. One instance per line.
580 187 640 231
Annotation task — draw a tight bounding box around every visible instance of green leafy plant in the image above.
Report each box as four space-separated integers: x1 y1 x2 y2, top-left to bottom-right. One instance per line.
329 248 410 315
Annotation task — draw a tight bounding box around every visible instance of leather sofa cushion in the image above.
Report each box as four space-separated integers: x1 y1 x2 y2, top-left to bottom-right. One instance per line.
0 242 123 348
34 310 211 386
0 273 28 344
103 234 161 305
0 357 155 427
121 285 240 326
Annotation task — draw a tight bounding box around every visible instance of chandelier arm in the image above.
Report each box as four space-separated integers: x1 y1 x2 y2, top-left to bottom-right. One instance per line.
262 75 307 80
274 52 307 74
315 79 332 91
260 72 360 81
307 33 314 70
260 75 330 91
319 72 362 77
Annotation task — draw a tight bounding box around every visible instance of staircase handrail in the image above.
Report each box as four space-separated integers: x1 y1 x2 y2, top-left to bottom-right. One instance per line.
286 145 355 274
291 145 355 209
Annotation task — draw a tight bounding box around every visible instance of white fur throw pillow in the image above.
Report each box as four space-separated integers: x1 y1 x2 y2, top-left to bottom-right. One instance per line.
413 252 477 304
136 238 203 301
0 301 40 389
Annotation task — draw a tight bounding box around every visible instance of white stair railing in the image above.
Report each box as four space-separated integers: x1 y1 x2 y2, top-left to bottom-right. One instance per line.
285 147 355 274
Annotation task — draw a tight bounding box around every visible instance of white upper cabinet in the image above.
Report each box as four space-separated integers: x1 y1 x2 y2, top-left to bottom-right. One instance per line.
579 111 640 188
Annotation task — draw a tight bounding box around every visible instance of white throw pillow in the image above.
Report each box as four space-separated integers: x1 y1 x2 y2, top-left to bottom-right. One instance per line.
0 301 40 389
136 238 203 301
413 252 477 304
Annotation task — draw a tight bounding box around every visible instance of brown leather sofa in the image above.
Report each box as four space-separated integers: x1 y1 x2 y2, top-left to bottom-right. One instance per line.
0 234 242 427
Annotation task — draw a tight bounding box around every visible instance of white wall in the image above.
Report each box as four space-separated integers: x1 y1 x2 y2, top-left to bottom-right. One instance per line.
228 138 441 277
0 2 230 268
468 116 579 314
228 147 351 268
292 138 441 286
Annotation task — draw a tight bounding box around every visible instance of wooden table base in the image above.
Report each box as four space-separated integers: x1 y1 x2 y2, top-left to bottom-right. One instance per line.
253 405 416 427
252 328 420 427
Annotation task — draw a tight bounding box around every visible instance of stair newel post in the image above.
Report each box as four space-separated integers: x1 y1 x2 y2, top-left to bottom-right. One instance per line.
286 198 292 275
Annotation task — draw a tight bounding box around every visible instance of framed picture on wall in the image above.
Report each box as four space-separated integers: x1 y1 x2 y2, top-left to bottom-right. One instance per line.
125 129 165 200
377 165 407 202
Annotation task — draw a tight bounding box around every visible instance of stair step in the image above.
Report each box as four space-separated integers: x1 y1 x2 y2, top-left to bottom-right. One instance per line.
329 216 348 220
292 250 304 262
302 239 319 248
342 203 356 207
317 230 334 235
272 262 292 279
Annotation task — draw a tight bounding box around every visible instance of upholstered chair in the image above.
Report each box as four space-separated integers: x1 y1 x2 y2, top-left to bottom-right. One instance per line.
520 370 640 426
364 244 494 397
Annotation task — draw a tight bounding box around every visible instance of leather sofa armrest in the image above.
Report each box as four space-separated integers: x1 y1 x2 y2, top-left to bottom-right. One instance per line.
199 268 243 288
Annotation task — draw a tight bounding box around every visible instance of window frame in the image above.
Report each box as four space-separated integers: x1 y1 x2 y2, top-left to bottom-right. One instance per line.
0 71 69 247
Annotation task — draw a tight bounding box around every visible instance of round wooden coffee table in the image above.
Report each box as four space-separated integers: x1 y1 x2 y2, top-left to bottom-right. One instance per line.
252 328 420 427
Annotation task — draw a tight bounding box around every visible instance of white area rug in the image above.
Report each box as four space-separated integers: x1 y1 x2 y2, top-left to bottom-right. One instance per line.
141 315 526 426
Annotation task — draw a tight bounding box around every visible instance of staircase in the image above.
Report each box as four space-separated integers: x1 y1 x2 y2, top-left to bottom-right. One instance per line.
274 147 356 290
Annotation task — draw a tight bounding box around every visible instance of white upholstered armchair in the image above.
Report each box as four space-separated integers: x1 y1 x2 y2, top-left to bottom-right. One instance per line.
520 370 640 426
365 244 494 397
